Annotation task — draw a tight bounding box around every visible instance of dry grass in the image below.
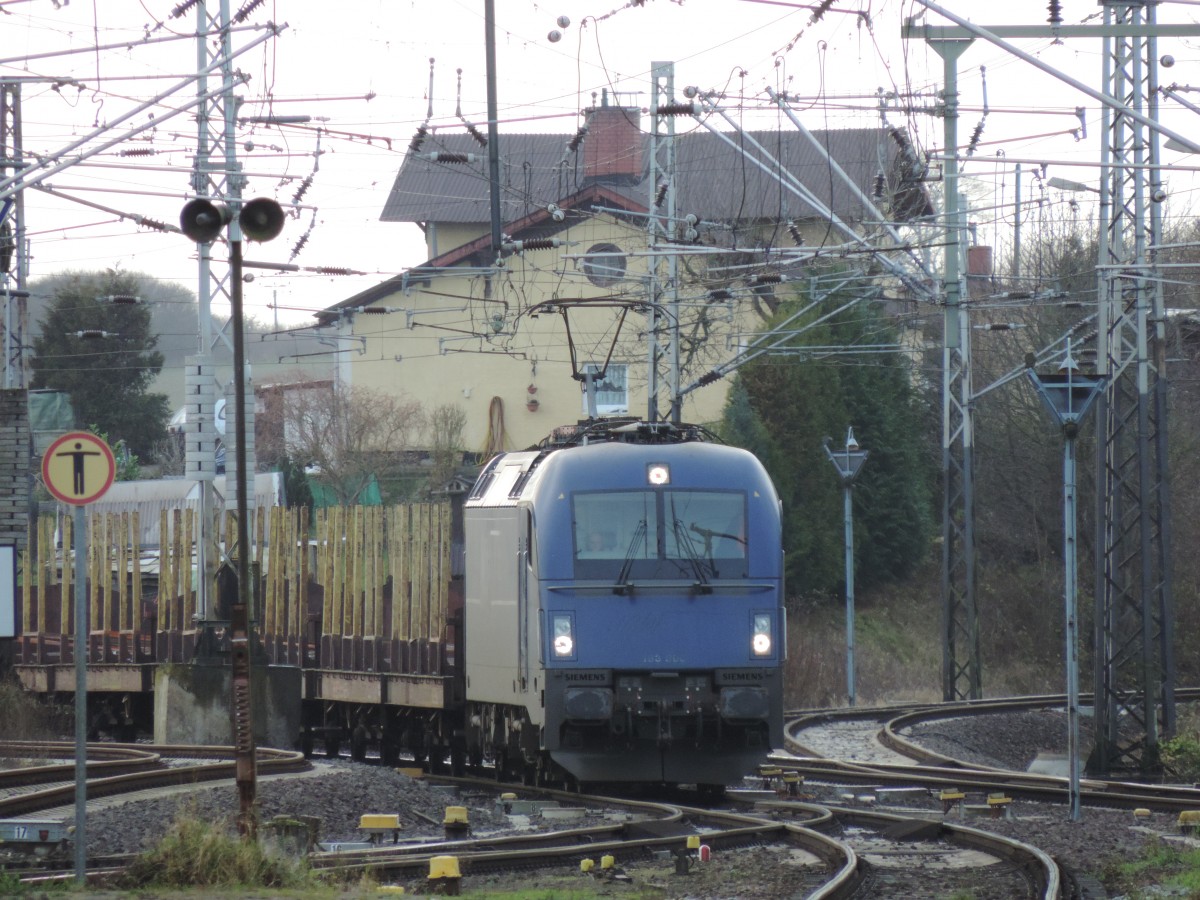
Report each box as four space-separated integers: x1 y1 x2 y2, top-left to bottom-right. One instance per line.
120 809 314 890
0 676 69 743
783 558 1075 709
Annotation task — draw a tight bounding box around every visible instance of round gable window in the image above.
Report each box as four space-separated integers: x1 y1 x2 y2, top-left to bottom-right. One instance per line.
581 243 627 287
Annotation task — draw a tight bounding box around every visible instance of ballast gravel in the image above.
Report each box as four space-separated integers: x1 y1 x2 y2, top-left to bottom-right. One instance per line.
83 759 512 856
70 709 1197 897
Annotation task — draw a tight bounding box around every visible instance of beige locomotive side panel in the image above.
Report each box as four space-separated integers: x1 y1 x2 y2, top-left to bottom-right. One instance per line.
464 507 525 707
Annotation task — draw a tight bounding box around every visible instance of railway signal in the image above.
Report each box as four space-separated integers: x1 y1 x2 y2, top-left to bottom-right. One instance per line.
180 195 285 838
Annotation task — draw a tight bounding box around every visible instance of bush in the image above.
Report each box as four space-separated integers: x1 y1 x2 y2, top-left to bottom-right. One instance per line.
1162 734 1200 783
0 677 68 743
120 812 313 889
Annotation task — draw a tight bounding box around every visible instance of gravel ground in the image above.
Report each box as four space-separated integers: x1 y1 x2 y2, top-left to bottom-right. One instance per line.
56 709 1200 897
83 759 512 856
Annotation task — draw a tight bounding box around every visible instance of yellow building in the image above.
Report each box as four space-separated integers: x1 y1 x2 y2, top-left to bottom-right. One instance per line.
315 96 929 454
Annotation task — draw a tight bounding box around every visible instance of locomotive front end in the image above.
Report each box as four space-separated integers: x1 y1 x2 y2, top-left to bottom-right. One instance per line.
533 439 785 786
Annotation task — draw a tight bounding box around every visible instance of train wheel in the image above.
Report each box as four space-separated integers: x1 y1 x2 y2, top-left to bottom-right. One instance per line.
381 733 399 766
403 725 426 766
350 725 369 762
300 730 315 758
428 742 446 774
324 734 341 759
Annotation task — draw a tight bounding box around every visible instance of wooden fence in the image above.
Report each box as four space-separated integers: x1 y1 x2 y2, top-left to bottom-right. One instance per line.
15 501 454 674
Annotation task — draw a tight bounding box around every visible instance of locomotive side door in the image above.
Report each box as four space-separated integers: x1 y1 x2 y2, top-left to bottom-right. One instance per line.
463 507 524 708
517 508 529 691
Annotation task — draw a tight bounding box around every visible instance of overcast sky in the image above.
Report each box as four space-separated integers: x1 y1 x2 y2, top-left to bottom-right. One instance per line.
2 0 1198 331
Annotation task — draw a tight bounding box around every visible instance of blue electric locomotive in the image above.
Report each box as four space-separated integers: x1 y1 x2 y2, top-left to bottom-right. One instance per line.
463 420 784 787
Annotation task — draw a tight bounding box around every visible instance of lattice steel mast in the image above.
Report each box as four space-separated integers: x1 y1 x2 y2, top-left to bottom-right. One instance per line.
0 82 28 390
908 1 1193 769
1091 0 1175 776
185 0 257 619
647 61 681 422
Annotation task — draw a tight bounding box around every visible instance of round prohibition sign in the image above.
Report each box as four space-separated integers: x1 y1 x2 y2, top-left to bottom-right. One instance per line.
42 431 116 506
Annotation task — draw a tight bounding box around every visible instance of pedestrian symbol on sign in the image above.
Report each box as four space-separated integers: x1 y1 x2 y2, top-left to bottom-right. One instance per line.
42 432 116 506
57 441 102 494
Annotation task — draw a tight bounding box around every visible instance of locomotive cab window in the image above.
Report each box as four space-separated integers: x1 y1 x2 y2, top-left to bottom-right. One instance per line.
573 489 747 579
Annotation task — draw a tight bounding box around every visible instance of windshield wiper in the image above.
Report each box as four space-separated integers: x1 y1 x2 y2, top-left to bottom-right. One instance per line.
690 524 746 552
614 519 646 595
670 502 714 591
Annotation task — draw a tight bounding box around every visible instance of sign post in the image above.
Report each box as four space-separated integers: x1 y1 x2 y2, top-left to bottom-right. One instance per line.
41 431 115 883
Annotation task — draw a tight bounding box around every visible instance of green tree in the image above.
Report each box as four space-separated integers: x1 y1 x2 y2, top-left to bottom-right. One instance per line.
30 270 170 459
721 288 935 596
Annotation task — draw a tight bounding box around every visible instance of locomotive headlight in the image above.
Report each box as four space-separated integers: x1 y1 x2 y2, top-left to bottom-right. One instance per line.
751 613 773 657
646 463 670 485
552 614 575 659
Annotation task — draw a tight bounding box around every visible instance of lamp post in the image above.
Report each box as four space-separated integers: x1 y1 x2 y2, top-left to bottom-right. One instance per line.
1027 344 1103 822
824 427 869 707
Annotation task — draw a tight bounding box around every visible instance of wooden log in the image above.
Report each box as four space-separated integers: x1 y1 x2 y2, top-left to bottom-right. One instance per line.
182 507 194 627
61 515 73 645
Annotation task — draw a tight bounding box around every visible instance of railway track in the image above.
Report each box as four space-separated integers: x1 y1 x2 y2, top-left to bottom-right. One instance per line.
783 692 1200 814
313 784 859 897
10 692 1197 897
771 692 1200 897
0 742 164 790
0 742 308 819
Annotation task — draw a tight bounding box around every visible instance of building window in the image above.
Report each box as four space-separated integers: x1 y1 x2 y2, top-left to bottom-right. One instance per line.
581 243 626 287
581 364 628 415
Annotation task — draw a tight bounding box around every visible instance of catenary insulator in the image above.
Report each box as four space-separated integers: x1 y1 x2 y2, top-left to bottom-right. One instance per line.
409 124 428 153
503 238 558 252
967 121 985 155
292 175 313 204
466 123 488 147
234 0 264 23
657 102 697 117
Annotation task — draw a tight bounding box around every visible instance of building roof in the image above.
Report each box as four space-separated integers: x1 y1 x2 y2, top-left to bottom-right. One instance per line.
317 117 929 322
381 124 930 229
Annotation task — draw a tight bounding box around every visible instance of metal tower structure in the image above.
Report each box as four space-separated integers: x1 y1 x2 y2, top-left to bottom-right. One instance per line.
1091 0 1175 776
908 1 1197 770
918 35 981 702
647 61 681 423
1 82 30 390
184 0 254 619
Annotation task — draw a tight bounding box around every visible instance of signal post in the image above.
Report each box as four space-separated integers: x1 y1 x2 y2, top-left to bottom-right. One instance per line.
42 430 115 884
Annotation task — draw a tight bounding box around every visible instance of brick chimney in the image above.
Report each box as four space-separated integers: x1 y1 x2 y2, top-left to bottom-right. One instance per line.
583 90 642 182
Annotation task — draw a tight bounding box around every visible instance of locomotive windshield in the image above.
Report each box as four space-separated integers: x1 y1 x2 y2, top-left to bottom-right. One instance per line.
572 489 748 579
